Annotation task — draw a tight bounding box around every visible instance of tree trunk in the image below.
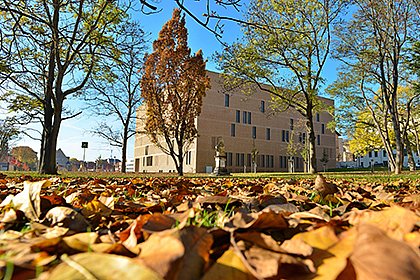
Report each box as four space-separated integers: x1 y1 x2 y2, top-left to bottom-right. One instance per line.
306 116 317 174
121 128 128 173
176 145 184 176
405 134 415 171
39 105 59 174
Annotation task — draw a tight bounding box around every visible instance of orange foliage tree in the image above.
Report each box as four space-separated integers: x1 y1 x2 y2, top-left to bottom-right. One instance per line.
141 9 210 176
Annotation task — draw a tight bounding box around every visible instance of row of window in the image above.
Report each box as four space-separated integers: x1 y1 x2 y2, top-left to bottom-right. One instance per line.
231 125 323 145
225 94 266 113
224 94 323 123
224 152 304 169
236 110 252 124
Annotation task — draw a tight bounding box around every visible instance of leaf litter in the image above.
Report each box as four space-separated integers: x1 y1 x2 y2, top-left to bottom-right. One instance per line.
0 173 418 279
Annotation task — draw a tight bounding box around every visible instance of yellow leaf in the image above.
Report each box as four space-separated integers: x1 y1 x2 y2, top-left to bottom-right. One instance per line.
201 249 255 280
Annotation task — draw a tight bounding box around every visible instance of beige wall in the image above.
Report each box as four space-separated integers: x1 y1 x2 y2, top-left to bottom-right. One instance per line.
134 71 336 173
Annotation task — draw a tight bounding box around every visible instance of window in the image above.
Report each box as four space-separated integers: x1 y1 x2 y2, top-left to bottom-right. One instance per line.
269 155 274 168
261 155 265 167
247 112 251 124
282 130 289 142
374 151 378 157
247 154 252 167
242 111 247 124
266 128 271 140
316 113 320 122
227 152 233 166
224 94 230 107
236 110 240 123
236 153 240 166
146 156 153 166
260 100 265 112
240 153 245 166
290 119 294 130
317 135 321 145
321 123 325 134
302 132 306 144
252 126 257 139
186 151 192 165
369 151 372 158
145 145 149 155
383 150 387 157
280 156 287 168
231 123 236 137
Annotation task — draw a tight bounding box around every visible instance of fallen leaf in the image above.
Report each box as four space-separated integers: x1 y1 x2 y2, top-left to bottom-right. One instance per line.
47 252 162 280
314 175 338 197
43 206 90 232
201 249 256 280
350 223 420 280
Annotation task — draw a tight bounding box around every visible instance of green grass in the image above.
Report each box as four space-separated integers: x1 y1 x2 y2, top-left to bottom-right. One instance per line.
3 169 420 184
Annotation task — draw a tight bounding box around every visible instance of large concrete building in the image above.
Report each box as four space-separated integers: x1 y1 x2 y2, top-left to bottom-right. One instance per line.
134 71 336 173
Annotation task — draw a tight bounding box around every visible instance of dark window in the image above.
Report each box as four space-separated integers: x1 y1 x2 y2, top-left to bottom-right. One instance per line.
252 126 257 139
247 154 252 167
270 155 274 168
298 132 303 143
321 123 325 134
236 110 240 123
286 131 289 142
290 119 294 130
282 130 286 142
186 151 192 165
227 152 233 166
317 134 320 145
247 112 251 124
231 123 236 137
302 133 306 144
240 153 245 166
145 146 149 155
266 155 270 168
383 150 387 157
224 94 230 107
260 100 265 112
374 151 378 157
146 156 153 166
316 113 320 122
261 155 265 167
236 153 240 166
369 151 372 158
242 111 247 124
266 128 271 140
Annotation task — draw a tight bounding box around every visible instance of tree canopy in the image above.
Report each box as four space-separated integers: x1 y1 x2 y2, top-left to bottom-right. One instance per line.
141 9 210 176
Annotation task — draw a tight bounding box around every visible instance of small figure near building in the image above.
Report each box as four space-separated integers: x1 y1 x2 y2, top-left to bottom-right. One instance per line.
212 137 230 176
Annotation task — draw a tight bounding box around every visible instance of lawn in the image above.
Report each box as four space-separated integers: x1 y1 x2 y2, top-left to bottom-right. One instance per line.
0 171 418 279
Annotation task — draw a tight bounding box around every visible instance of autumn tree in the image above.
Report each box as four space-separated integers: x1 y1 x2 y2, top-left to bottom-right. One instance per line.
330 0 419 174
85 21 147 173
10 146 38 170
0 0 130 174
217 0 345 173
141 9 210 176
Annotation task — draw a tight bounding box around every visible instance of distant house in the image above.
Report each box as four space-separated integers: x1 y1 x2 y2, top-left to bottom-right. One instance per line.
56 149 70 171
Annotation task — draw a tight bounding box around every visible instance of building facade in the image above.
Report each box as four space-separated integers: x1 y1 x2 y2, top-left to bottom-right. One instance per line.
134 71 336 173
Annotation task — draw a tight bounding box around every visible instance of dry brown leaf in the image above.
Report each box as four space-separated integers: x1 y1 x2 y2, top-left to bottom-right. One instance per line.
47 252 162 280
350 223 420 280
62 232 99 252
81 198 112 217
138 230 185 278
346 206 419 240
226 208 288 231
201 249 256 280
314 175 338 197
43 206 90 232
235 231 285 253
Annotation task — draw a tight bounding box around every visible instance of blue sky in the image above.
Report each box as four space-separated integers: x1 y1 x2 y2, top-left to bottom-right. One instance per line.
14 1 340 162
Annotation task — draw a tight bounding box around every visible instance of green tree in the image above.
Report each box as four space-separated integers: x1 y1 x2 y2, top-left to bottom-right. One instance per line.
0 117 20 162
85 21 148 173
141 9 210 176
0 0 129 174
330 0 419 174
217 0 345 173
